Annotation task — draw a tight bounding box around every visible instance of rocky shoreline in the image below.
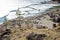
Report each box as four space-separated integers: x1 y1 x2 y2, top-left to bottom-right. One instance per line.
0 5 60 40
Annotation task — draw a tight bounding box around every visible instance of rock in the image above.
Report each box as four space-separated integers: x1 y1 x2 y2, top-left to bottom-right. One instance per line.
0 29 11 40
26 32 47 40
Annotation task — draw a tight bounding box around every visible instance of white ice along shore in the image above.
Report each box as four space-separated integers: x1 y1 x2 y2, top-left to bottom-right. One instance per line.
0 0 59 23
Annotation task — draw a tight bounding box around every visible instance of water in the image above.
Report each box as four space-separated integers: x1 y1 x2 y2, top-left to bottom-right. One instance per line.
24 0 51 3
0 0 58 23
19 4 58 18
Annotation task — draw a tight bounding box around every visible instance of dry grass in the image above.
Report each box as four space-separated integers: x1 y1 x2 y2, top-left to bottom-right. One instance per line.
9 25 60 40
